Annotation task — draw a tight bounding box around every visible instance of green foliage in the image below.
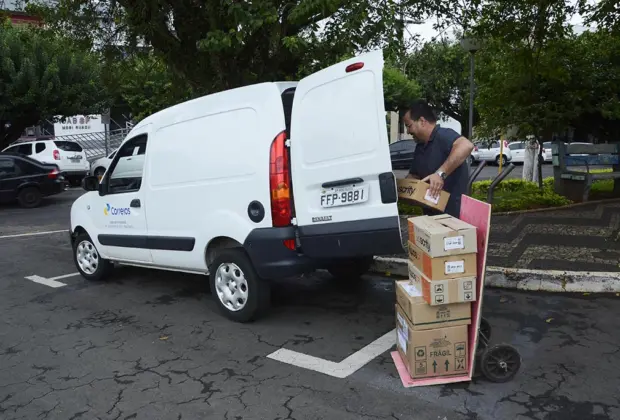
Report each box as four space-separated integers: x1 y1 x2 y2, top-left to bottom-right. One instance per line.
397 201 424 216
472 0 579 140
0 21 108 148
383 66 422 111
397 177 594 215
28 0 441 95
404 40 472 132
108 54 194 122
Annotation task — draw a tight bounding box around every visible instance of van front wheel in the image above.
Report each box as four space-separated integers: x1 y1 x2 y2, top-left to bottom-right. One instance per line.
73 232 112 281
209 249 270 323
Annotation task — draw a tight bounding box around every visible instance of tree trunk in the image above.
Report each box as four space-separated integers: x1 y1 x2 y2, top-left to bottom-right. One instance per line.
522 140 539 182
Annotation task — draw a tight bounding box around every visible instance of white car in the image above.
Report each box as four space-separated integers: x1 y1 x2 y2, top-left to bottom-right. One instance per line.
90 149 117 178
70 50 404 322
2 139 89 186
472 140 513 166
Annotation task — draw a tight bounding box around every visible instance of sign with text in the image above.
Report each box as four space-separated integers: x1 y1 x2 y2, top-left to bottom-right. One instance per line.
54 115 104 136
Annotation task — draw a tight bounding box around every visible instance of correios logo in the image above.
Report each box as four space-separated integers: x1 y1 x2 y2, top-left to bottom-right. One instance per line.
104 203 131 216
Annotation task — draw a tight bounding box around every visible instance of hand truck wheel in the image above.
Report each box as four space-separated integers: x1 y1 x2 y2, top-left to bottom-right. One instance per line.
480 344 521 383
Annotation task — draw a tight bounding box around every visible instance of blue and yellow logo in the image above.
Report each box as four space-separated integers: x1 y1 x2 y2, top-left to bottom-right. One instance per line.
104 203 130 216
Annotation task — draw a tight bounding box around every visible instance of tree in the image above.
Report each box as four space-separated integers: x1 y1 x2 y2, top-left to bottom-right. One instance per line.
581 0 620 34
27 0 445 94
383 66 422 111
472 0 577 184
404 40 473 134
107 53 193 122
0 22 109 148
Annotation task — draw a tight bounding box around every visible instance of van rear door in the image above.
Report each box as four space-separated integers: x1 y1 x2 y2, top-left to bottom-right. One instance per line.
289 50 403 258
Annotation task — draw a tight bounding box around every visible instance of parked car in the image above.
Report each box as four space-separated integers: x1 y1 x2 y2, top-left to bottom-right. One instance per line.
472 140 512 166
89 149 118 179
70 50 405 323
389 140 416 169
2 139 89 186
0 153 67 208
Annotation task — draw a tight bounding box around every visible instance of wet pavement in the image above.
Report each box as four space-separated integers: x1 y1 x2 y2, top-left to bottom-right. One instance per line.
1 189 619 420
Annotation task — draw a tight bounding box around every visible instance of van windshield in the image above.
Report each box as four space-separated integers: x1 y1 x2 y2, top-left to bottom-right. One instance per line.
54 141 83 152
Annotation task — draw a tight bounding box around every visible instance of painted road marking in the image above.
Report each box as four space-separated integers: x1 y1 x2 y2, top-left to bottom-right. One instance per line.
267 329 395 378
0 229 68 239
25 275 67 288
49 272 79 281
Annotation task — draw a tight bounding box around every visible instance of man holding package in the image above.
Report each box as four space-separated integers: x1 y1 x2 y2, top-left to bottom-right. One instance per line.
404 100 475 218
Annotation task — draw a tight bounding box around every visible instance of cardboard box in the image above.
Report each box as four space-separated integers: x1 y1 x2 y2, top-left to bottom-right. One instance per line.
395 281 471 330
408 263 477 306
408 215 477 257
396 305 469 379
397 179 450 212
409 241 477 280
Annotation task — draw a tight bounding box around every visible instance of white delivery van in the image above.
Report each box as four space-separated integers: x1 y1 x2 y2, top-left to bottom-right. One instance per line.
70 50 403 322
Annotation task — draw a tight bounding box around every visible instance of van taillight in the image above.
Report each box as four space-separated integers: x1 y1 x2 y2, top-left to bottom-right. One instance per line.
53 150 60 160
269 131 291 227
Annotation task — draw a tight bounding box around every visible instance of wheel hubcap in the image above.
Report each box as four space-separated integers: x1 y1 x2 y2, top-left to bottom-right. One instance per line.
214 263 249 312
76 240 99 275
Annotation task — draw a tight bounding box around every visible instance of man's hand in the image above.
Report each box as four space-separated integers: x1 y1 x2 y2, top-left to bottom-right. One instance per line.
422 173 444 198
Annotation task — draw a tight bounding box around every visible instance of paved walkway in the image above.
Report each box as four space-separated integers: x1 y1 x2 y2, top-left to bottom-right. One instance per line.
398 201 620 272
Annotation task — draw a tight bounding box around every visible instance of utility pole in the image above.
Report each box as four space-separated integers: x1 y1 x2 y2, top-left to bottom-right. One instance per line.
460 37 481 141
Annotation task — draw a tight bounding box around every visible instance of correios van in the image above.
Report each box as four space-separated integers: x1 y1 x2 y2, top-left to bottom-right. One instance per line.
70 50 404 322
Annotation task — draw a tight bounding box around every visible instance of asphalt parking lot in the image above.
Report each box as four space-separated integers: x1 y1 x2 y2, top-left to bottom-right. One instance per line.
1 189 619 420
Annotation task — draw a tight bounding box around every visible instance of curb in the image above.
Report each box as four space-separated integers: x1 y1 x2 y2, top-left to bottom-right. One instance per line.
371 256 620 293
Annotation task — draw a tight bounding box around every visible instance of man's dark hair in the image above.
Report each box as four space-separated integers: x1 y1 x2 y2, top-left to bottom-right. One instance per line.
407 100 437 123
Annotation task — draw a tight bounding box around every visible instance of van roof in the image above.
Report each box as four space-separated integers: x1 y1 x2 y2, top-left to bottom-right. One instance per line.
131 81 299 134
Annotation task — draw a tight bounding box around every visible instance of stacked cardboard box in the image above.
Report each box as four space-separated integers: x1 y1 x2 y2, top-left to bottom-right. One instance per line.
395 214 478 380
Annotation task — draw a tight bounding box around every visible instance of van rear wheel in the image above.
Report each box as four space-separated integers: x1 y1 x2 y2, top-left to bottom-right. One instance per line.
209 249 270 323
327 256 374 281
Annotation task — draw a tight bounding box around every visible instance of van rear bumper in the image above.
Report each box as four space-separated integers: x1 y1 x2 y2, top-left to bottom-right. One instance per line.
298 216 404 259
243 226 317 279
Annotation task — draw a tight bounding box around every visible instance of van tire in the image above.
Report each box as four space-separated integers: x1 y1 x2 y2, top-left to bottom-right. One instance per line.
73 232 112 281
209 249 270 323
17 187 42 208
327 256 374 281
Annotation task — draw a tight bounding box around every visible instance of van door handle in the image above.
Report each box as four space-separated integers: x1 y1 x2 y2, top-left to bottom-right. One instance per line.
130 199 141 208
322 177 364 188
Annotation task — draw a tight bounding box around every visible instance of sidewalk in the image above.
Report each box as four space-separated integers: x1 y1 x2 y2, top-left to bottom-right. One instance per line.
377 200 620 292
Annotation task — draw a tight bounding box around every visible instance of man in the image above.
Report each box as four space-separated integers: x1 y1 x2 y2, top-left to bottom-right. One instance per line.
404 100 474 218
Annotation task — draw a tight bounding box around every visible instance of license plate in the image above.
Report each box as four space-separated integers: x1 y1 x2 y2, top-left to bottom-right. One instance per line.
320 185 369 208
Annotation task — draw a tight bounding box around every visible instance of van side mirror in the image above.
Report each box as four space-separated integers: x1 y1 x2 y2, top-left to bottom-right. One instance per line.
82 175 99 192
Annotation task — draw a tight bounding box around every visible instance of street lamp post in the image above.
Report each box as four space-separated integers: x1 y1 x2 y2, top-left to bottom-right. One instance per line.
460 38 481 141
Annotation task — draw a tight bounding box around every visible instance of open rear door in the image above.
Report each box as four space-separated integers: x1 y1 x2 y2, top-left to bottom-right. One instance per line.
289 50 403 259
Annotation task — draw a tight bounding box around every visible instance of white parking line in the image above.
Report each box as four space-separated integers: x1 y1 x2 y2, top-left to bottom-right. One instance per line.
0 230 68 239
25 275 67 288
49 272 79 281
267 329 395 378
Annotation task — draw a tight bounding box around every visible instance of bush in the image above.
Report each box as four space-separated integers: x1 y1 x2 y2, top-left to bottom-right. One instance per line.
397 175 616 215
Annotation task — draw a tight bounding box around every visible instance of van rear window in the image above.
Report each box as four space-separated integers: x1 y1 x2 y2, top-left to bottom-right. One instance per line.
54 141 83 152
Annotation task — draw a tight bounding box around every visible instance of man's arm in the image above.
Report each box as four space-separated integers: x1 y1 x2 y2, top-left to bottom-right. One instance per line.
438 137 475 176
422 135 474 197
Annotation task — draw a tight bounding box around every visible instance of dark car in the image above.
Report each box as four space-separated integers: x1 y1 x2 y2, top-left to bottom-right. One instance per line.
390 139 416 169
0 153 67 208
